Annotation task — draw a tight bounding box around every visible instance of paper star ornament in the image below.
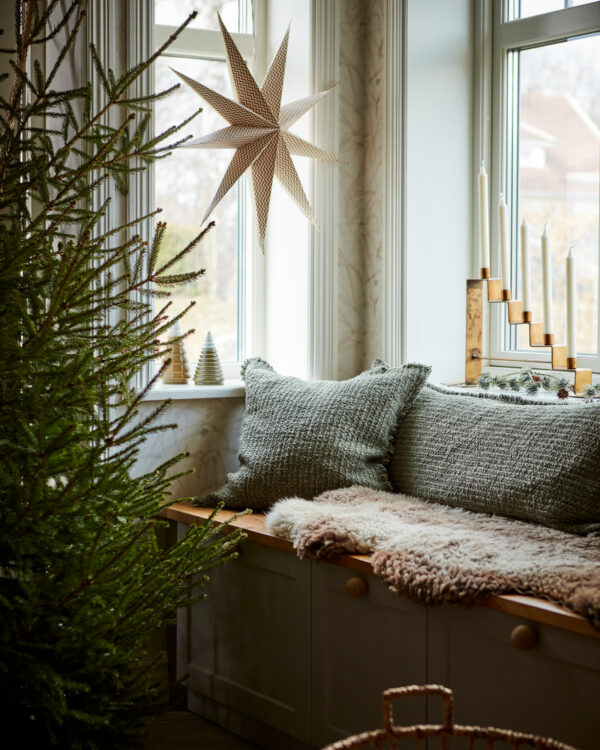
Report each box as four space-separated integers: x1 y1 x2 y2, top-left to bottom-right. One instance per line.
171 15 339 250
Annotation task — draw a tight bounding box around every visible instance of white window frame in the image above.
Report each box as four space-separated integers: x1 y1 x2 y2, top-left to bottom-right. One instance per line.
125 0 340 385
488 0 600 373
152 3 259 381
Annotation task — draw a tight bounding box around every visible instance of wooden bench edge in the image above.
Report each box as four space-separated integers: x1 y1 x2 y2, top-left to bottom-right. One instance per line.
162 502 600 641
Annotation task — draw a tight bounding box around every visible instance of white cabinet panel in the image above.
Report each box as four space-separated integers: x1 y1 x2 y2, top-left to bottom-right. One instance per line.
428 605 600 750
310 564 428 748
179 540 311 742
178 529 600 750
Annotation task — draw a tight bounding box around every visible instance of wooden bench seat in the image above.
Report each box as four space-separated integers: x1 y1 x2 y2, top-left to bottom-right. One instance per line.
166 501 600 749
165 501 600 641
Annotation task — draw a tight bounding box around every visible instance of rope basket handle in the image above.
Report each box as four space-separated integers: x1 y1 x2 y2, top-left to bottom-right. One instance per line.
382 684 454 732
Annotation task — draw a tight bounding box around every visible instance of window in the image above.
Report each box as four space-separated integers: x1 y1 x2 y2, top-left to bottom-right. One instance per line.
154 0 254 376
490 1 600 371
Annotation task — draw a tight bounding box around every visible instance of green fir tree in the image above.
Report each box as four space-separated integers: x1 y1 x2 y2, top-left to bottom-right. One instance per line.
0 1 244 746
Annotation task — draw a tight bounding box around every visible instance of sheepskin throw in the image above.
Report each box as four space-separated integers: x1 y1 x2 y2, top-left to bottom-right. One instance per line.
266 485 600 630
390 384 600 536
199 358 430 511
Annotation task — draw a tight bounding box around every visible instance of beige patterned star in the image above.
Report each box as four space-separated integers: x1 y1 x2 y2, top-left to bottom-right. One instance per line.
171 15 338 250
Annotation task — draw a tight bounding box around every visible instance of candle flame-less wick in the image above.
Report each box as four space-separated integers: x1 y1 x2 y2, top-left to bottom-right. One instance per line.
543 223 548 233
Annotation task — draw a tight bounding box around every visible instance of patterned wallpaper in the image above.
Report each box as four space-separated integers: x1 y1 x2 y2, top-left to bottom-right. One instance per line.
337 0 384 379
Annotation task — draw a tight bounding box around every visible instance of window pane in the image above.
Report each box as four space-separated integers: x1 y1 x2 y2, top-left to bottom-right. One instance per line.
517 0 564 18
513 0 597 20
155 55 240 363
155 0 250 33
513 34 600 355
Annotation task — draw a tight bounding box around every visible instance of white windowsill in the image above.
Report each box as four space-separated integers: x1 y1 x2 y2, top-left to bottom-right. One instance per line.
141 380 245 401
442 381 594 403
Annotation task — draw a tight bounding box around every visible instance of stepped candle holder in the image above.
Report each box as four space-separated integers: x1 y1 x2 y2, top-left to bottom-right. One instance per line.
465 271 592 395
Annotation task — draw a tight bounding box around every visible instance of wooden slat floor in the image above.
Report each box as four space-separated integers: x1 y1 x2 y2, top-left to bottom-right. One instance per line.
141 711 260 750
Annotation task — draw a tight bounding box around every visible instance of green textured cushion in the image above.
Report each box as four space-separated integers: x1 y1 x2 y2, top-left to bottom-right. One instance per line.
390 385 600 536
200 358 431 510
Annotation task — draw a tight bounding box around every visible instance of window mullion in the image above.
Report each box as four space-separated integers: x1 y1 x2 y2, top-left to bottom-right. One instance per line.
506 48 520 352
499 1 600 47
128 0 155 390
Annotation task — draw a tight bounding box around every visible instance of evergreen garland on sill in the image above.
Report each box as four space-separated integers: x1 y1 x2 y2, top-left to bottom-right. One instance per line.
0 2 245 747
478 369 600 400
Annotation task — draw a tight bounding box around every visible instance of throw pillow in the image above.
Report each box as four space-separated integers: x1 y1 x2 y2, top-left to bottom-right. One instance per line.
198 358 431 510
390 384 600 535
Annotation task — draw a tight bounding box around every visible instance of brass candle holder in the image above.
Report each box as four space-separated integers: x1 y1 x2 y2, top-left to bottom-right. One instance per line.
465 272 592 395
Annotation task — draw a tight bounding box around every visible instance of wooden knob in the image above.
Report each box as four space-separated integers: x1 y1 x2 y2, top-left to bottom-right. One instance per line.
345 577 368 599
511 624 539 650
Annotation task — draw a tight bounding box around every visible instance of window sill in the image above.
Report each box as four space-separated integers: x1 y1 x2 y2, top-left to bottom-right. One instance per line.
141 381 245 401
443 381 592 403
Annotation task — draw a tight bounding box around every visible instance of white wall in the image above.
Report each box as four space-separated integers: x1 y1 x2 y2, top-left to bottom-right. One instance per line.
134 397 244 499
404 0 473 382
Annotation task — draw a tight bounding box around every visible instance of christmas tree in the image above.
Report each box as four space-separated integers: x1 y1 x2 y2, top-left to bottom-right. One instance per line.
0 2 244 746
194 330 225 385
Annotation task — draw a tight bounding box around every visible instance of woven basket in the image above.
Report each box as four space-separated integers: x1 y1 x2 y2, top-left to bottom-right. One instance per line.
321 685 578 750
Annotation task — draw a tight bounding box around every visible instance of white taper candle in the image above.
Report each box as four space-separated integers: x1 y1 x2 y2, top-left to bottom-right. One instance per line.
566 248 577 359
541 225 553 335
478 162 490 270
498 193 510 291
520 218 531 312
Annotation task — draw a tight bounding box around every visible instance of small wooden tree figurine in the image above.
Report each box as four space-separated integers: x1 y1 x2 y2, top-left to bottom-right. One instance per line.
162 322 190 384
194 331 224 385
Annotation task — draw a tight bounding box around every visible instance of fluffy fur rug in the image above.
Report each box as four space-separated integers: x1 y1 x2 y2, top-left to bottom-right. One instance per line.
265 485 600 629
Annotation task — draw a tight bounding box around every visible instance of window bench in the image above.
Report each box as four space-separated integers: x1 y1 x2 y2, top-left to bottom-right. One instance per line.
165 502 600 750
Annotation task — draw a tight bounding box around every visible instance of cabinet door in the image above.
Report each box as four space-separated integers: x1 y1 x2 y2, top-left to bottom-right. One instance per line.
428 605 600 750
311 563 428 748
178 539 311 743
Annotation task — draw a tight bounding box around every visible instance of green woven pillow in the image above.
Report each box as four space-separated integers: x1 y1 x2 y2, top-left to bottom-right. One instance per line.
390 385 600 536
199 358 431 510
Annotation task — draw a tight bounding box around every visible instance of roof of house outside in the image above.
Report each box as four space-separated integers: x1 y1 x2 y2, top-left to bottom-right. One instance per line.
520 90 599 196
